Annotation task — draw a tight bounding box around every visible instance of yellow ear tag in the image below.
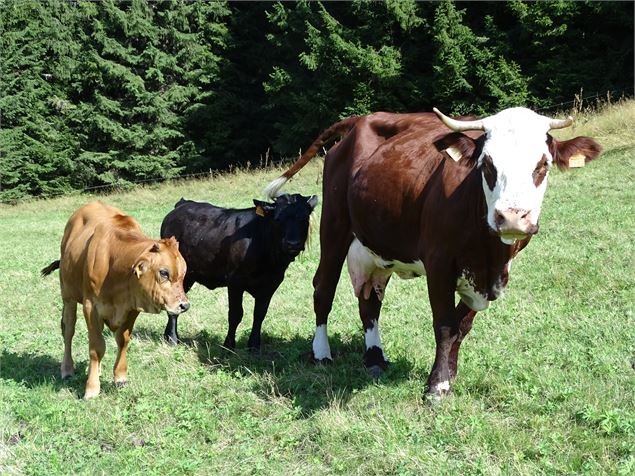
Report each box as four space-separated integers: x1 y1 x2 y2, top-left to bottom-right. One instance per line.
445 146 462 162
568 153 586 168
256 206 265 217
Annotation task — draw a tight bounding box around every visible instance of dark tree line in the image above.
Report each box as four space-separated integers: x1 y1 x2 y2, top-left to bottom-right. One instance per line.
0 0 632 201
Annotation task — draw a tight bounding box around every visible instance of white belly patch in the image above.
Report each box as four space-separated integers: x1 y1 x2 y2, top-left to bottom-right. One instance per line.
347 238 425 301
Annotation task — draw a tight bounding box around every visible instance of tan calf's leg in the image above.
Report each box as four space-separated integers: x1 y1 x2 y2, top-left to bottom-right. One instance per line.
113 311 139 386
83 301 105 400
60 300 77 379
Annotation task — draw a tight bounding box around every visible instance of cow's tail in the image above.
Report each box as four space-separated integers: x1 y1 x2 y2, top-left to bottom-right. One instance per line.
41 260 60 277
263 116 360 199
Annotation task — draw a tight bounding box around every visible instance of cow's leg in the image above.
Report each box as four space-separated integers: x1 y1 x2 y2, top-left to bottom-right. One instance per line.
425 269 459 400
164 314 180 345
164 275 194 344
247 292 273 351
113 310 139 387
311 231 353 362
223 286 244 349
83 301 105 400
448 303 476 382
359 286 389 378
60 299 77 379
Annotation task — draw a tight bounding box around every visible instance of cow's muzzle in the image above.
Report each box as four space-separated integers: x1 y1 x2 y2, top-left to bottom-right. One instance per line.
494 208 539 240
167 300 190 316
283 239 305 256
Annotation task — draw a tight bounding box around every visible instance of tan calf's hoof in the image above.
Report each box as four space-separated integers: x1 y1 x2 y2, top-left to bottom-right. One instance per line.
114 379 127 389
83 385 100 400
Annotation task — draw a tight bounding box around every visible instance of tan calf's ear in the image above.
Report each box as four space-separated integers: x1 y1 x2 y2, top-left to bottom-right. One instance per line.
133 260 148 278
164 236 179 250
150 243 161 253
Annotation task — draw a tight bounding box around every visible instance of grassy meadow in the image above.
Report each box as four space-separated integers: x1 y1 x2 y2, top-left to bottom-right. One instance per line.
1 102 634 475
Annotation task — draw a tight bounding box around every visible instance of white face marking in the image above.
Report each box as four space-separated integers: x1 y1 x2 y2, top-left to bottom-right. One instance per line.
479 108 553 241
347 238 425 301
364 319 383 351
312 324 332 360
456 270 489 311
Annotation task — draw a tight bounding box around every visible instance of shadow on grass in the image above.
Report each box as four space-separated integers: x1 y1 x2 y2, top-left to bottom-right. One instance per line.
136 326 415 416
0 350 87 397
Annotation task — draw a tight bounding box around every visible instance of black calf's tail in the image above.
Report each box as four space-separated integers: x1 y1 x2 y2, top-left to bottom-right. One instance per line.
41 260 60 277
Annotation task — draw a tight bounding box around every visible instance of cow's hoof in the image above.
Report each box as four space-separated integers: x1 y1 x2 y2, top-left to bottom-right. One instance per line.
114 380 127 388
60 367 74 380
367 365 384 379
83 388 100 400
164 334 180 346
303 351 333 365
424 380 452 404
248 346 261 356
363 346 389 370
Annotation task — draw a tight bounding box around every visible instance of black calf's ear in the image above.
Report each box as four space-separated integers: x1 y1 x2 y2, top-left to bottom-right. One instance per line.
307 195 319 210
253 199 274 217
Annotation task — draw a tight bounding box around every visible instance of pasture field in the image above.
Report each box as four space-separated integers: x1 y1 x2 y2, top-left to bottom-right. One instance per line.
1 102 634 475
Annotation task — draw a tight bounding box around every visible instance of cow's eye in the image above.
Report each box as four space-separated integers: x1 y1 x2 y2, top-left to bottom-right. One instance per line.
481 155 497 190
159 269 170 280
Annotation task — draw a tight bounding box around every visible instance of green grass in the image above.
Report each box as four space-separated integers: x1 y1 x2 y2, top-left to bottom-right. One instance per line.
1 102 634 475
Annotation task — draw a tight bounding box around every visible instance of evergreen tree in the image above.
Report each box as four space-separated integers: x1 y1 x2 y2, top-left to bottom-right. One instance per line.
0 0 79 201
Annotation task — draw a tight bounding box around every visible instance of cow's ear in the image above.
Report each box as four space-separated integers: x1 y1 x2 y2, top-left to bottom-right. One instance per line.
253 199 274 217
307 195 319 210
149 242 161 253
133 260 148 278
548 135 602 171
434 132 479 165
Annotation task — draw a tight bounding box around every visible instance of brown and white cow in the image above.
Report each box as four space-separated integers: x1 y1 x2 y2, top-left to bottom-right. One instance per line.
264 107 601 399
42 201 190 399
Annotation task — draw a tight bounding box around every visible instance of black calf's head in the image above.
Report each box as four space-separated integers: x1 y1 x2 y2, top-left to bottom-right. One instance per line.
253 193 318 258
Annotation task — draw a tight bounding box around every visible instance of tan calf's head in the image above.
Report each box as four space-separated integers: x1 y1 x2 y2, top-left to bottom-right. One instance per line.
132 237 189 315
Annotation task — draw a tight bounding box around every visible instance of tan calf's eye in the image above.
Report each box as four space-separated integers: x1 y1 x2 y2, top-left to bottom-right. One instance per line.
159 269 170 280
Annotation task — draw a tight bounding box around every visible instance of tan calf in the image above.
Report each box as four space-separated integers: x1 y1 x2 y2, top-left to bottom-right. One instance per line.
42 201 189 399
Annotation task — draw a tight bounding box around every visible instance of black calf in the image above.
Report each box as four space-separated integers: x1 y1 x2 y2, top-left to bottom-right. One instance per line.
160 193 318 349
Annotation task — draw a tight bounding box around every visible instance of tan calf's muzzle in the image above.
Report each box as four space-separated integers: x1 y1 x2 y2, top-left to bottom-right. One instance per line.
494 208 539 240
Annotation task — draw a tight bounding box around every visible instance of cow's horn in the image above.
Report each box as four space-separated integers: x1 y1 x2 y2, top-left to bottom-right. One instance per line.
546 115 574 130
433 107 484 132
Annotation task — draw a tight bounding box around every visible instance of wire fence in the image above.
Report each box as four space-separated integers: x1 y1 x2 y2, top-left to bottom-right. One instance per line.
1 87 632 205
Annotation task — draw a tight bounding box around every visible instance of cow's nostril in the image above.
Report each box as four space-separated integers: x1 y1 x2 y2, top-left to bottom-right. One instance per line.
179 302 190 312
494 210 505 227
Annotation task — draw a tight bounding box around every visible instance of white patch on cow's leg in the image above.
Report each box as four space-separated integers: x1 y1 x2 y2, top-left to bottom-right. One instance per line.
364 319 383 351
456 270 489 311
434 380 450 393
427 327 457 399
364 320 388 377
312 324 332 361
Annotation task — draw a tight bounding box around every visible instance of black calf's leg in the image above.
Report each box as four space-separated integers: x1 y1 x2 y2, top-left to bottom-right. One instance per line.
223 287 244 349
164 314 180 345
359 287 389 378
247 293 273 351
164 275 193 345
